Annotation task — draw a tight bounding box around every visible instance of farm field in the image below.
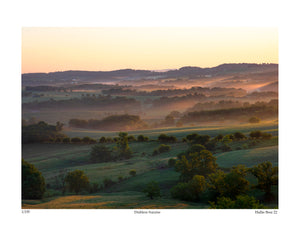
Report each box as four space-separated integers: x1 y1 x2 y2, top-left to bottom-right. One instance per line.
63 119 278 139
22 122 278 209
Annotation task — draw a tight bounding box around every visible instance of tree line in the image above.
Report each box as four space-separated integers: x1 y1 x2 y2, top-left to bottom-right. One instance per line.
22 94 141 111
180 100 278 124
22 119 273 150
102 86 247 97
68 114 148 130
22 121 66 144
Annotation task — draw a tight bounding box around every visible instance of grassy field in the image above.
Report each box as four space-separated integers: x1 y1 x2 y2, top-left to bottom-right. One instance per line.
63 119 278 139
22 122 278 209
22 191 210 209
22 141 188 184
216 146 278 168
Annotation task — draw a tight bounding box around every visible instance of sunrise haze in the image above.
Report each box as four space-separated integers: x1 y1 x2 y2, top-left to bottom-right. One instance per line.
22 27 278 73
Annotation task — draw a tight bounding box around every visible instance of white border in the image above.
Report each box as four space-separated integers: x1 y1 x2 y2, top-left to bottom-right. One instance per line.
1 0 299 235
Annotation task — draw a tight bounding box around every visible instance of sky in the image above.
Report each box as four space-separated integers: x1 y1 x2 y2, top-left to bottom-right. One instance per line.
22 27 278 74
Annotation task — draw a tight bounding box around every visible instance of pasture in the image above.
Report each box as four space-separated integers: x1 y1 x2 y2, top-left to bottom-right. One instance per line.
63 119 278 139
22 122 278 209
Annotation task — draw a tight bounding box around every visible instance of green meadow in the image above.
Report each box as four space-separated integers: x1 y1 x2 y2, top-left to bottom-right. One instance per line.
22 121 278 209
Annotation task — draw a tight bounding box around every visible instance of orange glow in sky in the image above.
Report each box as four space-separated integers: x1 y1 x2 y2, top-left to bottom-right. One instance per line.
22 27 278 73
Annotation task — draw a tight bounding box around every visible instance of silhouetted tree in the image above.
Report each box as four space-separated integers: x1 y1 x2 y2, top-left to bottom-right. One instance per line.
22 159 45 199
65 170 89 194
158 134 177 143
233 132 246 140
129 169 136 177
207 165 249 200
209 195 264 209
116 132 133 159
99 136 107 143
143 181 161 199
90 144 112 163
249 130 263 139
137 135 149 142
171 175 206 201
249 162 278 199
175 150 217 181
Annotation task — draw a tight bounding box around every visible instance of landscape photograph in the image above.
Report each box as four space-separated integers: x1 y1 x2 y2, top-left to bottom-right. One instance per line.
21 27 278 210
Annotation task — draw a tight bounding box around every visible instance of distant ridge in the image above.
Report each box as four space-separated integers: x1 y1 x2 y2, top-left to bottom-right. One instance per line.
22 63 277 76
22 63 278 86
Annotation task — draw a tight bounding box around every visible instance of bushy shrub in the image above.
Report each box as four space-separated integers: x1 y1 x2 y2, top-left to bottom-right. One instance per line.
214 134 224 141
222 135 233 144
153 144 171 156
177 144 207 160
249 131 272 140
129 169 136 177
82 136 93 144
118 176 124 182
262 132 272 140
106 137 113 143
71 137 82 143
158 134 177 143
186 133 210 145
143 181 161 199
152 149 159 156
158 144 171 153
249 130 262 139
127 135 136 142
103 178 116 188
233 132 247 140
65 170 90 194
99 136 107 143
234 195 264 209
137 135 149 142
